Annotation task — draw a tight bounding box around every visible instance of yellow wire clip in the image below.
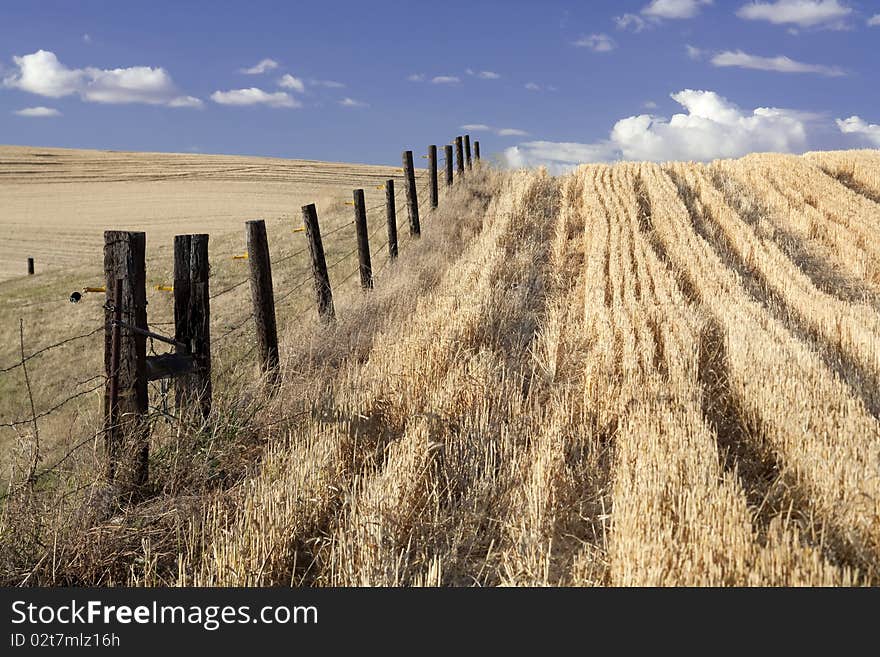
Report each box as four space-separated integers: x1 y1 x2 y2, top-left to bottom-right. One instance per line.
232 253 249 260
375 185 385 190
154 285 174 292
292 226 306 233
83 286 106 293
344 201 355 206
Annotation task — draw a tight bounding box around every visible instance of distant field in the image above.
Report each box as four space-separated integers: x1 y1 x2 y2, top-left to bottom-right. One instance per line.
0 145 420 282
0 145 431 482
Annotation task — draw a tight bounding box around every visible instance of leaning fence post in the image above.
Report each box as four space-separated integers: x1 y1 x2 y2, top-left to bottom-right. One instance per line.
302 204 335 322
103 230 149 488
353 189 373 289
245 220 279 379
455 136 464 176
385 179 399 259
474 141 481 162
428 145 439 208
174 234 212 419
444 145 454 187
27 257 34 275
464 134 472 170
403 150 421 237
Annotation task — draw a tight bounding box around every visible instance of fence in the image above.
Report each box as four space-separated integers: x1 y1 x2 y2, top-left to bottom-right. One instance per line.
1 135 482 495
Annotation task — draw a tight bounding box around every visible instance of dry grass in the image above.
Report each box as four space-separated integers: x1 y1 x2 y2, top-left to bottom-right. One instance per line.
2 147 879 587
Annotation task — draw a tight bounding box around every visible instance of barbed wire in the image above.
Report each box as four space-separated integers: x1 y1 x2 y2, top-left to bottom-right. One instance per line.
0 325 105 375
0 377 106 429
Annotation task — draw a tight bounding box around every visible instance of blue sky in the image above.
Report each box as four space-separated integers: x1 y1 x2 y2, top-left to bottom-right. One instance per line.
1 0 878 169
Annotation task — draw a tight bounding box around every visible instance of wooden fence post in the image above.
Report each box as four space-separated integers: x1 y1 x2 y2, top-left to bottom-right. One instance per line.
428 145 438 208
464 134 472 170
103 230 148 488
245 220 279 378
444 145 453 187
474 141 480 162
174 234 212 419
385 179 398 259
353 189 373 289
455 137 464 176
403 150 421 237
302 203 335 322
27 257 34 275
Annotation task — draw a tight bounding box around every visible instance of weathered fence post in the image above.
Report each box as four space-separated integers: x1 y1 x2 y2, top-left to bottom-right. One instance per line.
464 134 472 170
245 220 279 379
174 234 212 419
353 189 373 289
444 145 454 187
403 150 421 237
455 137 464 176
302 204 335 322
27 257 34 275
428 145 439 209
385 179 398 259
474 141 481 162
103 230 148 488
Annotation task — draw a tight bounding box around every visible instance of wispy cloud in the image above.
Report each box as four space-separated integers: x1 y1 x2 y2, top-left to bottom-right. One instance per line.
736 1 852 29
407 73 425 82
82 34 92 44
278 74 305 93
310 79 345 88
460 124 528 137
573 34 616 52
431 75 460 84
210 87 300 108
711 49 846 76
643 0 713 19
339 97 368 108
14 106 61 117
643 100 659 109
465 68 501 79
868 14 880 26
240 58 279 75
3 50 202 107
686 44 705 60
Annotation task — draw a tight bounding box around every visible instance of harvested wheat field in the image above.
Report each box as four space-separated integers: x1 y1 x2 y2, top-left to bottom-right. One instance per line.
2 148 880 587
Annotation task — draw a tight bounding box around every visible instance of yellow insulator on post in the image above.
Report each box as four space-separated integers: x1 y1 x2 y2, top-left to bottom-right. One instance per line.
232 253 249 260
292 226 306 233
154 285 174 292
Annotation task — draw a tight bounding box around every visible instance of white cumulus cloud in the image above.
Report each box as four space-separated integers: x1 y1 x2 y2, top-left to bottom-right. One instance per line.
14 106 61 117
502 89 813 172
278 74 305 93
736 1 852 29
210 87 300 108
711 50 846 76
573 34 617 52
836 116 880 146
240 58 279 75
3 50 201 107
